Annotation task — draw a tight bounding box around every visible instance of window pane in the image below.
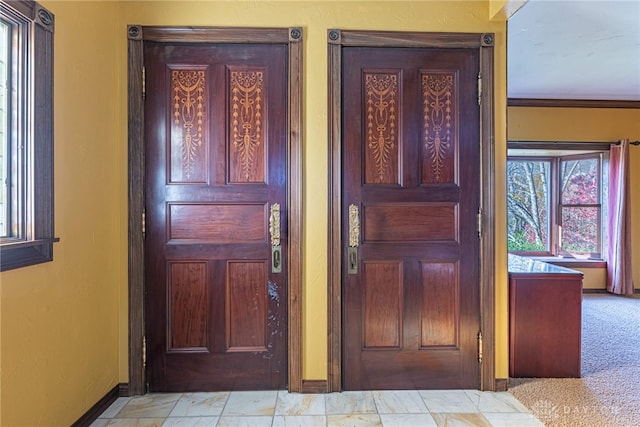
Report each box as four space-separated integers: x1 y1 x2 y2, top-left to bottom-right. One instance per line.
561 206 599 254
561 158 599 204
507 160 550 252
0 20 8 237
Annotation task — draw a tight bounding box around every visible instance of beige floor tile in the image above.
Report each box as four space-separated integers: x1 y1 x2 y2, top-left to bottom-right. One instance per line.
117 394 182 418
275 391 325 415
272 415 328 426
431 413 492 427
379 413 438 427
99 397 132 418
419 390 478 413
161 417 220 426
216 415 273 427
372 390 428 414
465 391 530 413
482 412 545 427
328 414 382 427
325 391 376 415
89 419 111 427
169 392 229 417
222 391 278 416
106 419 166 427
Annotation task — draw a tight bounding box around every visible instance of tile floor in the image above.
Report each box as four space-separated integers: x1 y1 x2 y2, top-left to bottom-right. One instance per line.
90 389 544 426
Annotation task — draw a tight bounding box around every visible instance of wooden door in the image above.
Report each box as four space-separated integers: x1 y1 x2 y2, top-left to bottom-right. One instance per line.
144 42 288 392
342 47 481 390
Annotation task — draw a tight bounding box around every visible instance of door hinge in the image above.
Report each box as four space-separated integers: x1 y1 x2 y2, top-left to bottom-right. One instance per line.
477 73 482 106
142 66 146 99
142 209 146 238
477 210 482 238
478 331 483 364
142 335 147 368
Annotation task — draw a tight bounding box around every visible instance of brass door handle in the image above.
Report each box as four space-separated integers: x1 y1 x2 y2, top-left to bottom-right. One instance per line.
270 203 281 247
348 204 359 274
270 203 282 273
349 204 359 248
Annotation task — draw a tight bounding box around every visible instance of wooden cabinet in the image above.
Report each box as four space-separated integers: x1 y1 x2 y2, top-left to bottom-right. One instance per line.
508 255 583 378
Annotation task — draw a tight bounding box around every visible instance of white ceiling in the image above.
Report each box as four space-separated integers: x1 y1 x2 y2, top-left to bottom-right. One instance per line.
507 0 640 101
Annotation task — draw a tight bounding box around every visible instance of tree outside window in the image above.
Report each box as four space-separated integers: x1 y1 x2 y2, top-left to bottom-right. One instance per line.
560 157 601 255
507 159 550 253
507 153 604 259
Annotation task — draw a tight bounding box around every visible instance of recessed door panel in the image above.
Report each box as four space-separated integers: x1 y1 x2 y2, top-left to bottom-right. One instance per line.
420 261 458 348
363 261 403 349
168 261 209 352
226 261 269 351
363 204 457 242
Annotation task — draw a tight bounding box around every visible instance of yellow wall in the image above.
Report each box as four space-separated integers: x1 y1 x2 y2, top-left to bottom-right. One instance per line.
508 106 640 290
0 1 123 425
566 267 607 290
490 0 527 20
1 1 508 424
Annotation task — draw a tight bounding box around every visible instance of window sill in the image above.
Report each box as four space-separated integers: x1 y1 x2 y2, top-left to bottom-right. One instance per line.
0 237 60 271
518 256 606 269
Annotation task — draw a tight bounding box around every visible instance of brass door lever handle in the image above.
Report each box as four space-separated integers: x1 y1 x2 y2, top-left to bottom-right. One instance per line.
270 203 282 273
348 204 359 274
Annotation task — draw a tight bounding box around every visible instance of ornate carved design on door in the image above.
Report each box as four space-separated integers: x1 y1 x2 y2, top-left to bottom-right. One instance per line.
365 72 398 184
172 70 206 183
422 73 455 184
230 70 265 183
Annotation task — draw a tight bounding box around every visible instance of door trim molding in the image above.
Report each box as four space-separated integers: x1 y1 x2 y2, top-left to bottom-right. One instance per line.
127 25 303 394
327 30 496 391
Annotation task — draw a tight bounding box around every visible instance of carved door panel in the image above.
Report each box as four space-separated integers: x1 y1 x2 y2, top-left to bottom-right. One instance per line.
342 47 481 389
144 42 288 391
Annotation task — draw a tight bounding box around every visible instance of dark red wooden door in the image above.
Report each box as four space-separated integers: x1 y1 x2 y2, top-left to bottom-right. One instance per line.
144 42 288 391
342 47 481 390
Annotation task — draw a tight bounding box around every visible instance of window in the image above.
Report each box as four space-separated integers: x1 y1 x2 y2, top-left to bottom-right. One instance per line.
1 19 8 235
559 156 602 255
507 148 606 260
0 0 56 271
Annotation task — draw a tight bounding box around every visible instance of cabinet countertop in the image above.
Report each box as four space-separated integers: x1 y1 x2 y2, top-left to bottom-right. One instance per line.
508 254 583 276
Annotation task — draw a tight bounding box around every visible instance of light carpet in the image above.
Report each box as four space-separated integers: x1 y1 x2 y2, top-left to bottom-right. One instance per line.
509 293 640 427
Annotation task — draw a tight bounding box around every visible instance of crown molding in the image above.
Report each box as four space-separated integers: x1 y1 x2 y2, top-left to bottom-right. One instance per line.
508 98 640 109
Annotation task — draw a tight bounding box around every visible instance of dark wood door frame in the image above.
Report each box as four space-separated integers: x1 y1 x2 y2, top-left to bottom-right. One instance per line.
127 26 303 395
327 30 496 392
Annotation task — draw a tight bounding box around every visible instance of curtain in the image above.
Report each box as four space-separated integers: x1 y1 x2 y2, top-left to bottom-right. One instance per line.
607 139 634 295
